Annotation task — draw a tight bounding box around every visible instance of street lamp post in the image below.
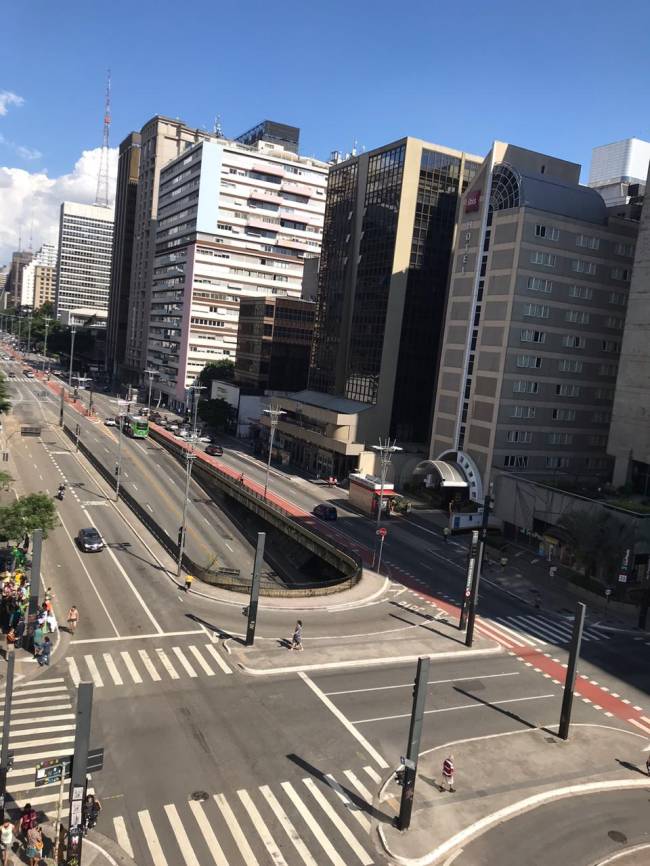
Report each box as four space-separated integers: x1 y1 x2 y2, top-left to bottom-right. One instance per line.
188 384 206 438
41 316 51 373
177 436 199 577
262 406 286 500
113 398 130 502
26 314 32 358
67 326 77 387
144 368 157 416
371 438 402 567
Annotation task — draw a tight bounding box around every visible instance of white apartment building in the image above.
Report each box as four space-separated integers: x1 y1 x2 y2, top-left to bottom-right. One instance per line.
148 133 328 409
55 201 114 318
21 243 57 307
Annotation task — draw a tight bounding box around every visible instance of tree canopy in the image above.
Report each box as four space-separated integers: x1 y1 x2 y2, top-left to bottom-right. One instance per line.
0 493 58 544
197 360 235 387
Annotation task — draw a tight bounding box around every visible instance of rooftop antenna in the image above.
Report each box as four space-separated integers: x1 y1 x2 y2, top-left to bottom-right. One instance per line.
95 69 111 208
213 115 224 138
351 139 358 157
17 225 22 252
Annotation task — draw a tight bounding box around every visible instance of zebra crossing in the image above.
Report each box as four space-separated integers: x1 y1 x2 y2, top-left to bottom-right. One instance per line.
66 642 233 688
489 612 609 648
109 764 386 866
0 676 81 815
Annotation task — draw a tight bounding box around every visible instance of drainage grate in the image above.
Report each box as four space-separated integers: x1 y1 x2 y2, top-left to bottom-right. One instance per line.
191 791 209 802
608 831 627 844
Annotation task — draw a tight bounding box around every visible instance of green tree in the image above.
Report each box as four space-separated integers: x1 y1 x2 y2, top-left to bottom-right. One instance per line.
17 493 58 537
558 509 636 582
197 397 236 432
198 360 235 387
0 503 25 544
0 372 11 414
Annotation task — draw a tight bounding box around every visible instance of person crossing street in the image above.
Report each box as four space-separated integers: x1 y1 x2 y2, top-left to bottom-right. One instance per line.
289 620 304 651
184 573 194 592
67 605 79 633
441 754 455 792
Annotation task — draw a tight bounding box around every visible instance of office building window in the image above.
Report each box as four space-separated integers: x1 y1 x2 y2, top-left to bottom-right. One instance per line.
571 259 597 275
576 234 600 250
535 224 559 240
569 284 593 300
556 383 580 397
595 388 614 400
546 456 570 468
590 434 607 446
605 316 623 330
586 457 608 470
592 411 611 423
506 430 533 443
511 405 536 419
552 408 576 421
524 303 550 318
601 340 620 352
611 267 630 281
517 355 542 368
609 292 625 305
598 363 617 376
530 251 556 267
614 241 633 257
513 380 539 394
558 359 583 373
503 455 529 468
547 432 573 445
565 310 590 324
563 335 585 349
527 277 553 293
520 329 546 343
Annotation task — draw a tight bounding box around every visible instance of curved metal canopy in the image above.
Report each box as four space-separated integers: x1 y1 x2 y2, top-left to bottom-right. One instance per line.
413 459 468 488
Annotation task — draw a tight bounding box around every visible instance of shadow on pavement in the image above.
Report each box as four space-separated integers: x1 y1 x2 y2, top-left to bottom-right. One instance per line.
186 612 242 644
615 758 648 777
453 685 538 731
107 540 167 572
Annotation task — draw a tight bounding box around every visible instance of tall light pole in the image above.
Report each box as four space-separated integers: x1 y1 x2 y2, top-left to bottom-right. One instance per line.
67 325 77 387
42 316 52 372
26 313 32 358
113 398 130 502
177 434 199 577
372 438 402 529
144 368 157 416
262 406 286 500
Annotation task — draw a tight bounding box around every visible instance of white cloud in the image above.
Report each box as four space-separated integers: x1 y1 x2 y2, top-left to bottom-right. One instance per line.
0 91 24 117
15 145 42 161
0 146 118 264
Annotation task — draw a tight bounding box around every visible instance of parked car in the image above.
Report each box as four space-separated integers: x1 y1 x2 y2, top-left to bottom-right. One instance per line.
205 444 223 456
104 417 117 427
313 503 337 521
166 422 179 432
77 527 105 552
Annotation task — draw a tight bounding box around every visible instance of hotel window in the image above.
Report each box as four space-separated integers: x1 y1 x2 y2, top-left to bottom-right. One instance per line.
517 355 542 368
520 329 546 343
571 259 597 275
506 430 533 443
611 267 630 281
595 388 614 400
569 284 593 300
556 383 580 397
606 316 624 330
565 310 590 324
535 224 559 240
553 408 576 421
530 251 556 267
563 335 585 349
524 303 550 318
546 456 570 469
598 364 617 376
511 406 536 419
503 455 529 468
547 432 573 445
513 380 539 394
614 241 633 257
527 277 553 293
576 234 600 250
592 411 611 423
590 434 607 446
558 359 583 373
601 340 620 353
609 292 625 305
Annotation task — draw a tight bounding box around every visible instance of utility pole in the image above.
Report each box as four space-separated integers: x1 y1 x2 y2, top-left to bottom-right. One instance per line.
42 315 51 372
189 384 206 437
558 602 586 740
245 532 266 646
176 440 198 576
261 406 286 500
59 385 65 427
67 325 77 387
65 682 93 866
0 649 15 821
26 314 32 358
398 656 431 831
145 368 157 416
465 486 493 647
26 529 42 652
460 530 480 630
371 439 402 565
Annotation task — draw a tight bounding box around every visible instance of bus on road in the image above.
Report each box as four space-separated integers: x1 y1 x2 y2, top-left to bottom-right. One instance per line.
123 414 149 438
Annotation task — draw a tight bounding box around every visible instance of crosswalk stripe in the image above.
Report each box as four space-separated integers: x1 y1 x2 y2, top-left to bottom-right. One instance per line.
103 653 123 686
188 646 215 677
10 694 71 706
303 777 372 865
13 748 76 764
113 817 134 859
10 713 74 726
120 651 143 684
66 658 81 688
363 765 382 784
138 649 161 682
493 618 542 646
138 809 169 866
12 684 68 696
8 724 74 739
16 677 66 687
188 800 229 866
155 648 180 680
515 615 577 643
85 654 104 688
1 704 72 717
203 643 233 675
324 773 371 832
343 770 374 804
11 734 75 750
214 793 260 866
281 781 346 866
238 788 289 866
172 647 197 678
164 804 201 866
260 785 319 866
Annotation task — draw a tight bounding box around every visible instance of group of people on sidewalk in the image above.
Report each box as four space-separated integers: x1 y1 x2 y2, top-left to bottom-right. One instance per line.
0 803 44 865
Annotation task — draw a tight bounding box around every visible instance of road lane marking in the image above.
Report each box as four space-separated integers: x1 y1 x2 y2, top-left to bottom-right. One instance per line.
353 693 556 724
303 777 372 865
84 655 104 688
155 648 180 679
103 652 123 686
113 817 134 859
363 765 382 784
172 646 197 677
342 769 375 805
260 785 319 866
282 781 346 866
164 804 200 866
203 643 233 674
138 649 161 681
188 645 215 676
324 671 520 696
298 671 388 769
72 629 204 644
138 809 169 866
324 772 371 832
238 788 289 866
120 651 143 684
214 793 260 866
187 800 229 866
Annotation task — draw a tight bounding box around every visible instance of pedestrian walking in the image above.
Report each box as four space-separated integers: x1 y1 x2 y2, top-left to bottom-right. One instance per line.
0 818 13 866
46 610 58 634
443 527 451 544
646 755 650 776
67 606 79 633
37 636 51 666
15 803 37 846
289 620 304 651
33 624 44 656
441 755 455 792
25 825 43 866
184 574 194 592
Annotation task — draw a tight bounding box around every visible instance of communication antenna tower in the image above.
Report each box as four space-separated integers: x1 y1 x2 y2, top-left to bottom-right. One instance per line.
95 69 111 208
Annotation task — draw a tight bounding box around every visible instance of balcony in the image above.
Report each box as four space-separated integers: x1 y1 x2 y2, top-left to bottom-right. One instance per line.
281 181 312 198
252 162 284 178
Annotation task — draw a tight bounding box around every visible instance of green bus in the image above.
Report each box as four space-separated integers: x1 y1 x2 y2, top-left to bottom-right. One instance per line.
124 414 149 438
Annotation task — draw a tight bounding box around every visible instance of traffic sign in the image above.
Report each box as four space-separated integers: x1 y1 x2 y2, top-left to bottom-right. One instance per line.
34 747 103 787
377 527 388 538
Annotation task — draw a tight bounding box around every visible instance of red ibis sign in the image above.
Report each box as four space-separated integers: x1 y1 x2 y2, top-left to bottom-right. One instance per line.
377 527 387 538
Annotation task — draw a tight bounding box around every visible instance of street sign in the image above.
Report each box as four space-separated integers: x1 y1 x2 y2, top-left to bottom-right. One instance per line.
35 756 68 787
377 527 387 538
605 588 613 596
618 574 628 583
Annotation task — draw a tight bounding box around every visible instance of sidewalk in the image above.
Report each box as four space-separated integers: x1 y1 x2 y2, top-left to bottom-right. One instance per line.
378 723 650 865
226 621 501 675
35 822 139 866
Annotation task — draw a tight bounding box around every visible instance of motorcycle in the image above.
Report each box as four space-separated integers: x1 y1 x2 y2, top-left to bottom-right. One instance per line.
57 486 66 501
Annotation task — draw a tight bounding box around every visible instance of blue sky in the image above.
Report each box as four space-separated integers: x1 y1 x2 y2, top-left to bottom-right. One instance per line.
1 0 649 260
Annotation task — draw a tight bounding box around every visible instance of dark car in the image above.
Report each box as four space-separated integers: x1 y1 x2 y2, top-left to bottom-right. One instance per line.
313 503 337 521
77 527 105 552
205 444 223 457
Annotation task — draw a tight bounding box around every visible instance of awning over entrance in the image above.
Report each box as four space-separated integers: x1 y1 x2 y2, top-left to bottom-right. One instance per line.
413 459 468 488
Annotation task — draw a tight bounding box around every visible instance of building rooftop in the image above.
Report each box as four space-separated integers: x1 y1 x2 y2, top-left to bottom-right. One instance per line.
289 389 372 415
520 171 608 225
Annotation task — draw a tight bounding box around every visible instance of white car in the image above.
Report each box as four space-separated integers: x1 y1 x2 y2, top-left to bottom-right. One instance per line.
104 417 117 427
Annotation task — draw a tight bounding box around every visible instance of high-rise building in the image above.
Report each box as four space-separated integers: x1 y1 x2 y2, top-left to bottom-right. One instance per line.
235 295 315 392
589 138 650 208
0 266 10 301
55 202 114 318
608 162 650 490
428 141 639 502
33 264 57 308
21 243 57 307
123 117 209 381
146 130 328 410
106 132 141 381
5 251 34 307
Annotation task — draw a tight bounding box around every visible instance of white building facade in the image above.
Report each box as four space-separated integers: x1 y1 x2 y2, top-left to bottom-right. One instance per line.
55 201 114 318
21 243 57 307
589 138 650 207
148 135 328 409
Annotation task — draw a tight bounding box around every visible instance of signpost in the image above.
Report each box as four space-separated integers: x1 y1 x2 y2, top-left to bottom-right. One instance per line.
460 531 479 631
376 527 388 573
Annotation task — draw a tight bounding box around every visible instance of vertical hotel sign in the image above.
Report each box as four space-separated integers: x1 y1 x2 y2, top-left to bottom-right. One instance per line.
465 189 481 213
